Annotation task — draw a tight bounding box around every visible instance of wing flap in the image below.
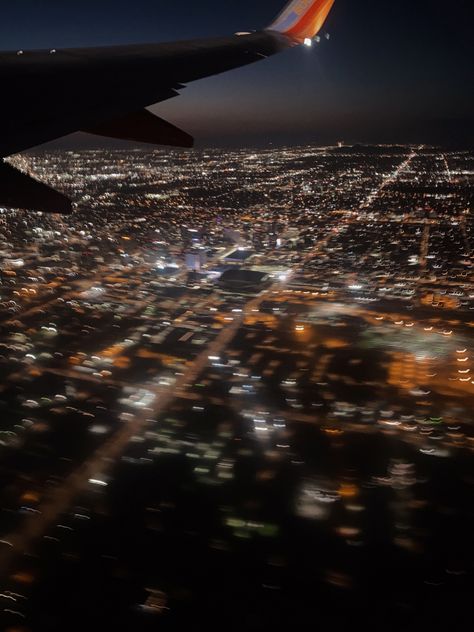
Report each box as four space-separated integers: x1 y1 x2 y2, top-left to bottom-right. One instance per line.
82 109 194 148
0 161 72 213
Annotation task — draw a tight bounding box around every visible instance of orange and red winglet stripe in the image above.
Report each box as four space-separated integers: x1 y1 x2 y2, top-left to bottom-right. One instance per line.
270 0 336 43
285 0 335 41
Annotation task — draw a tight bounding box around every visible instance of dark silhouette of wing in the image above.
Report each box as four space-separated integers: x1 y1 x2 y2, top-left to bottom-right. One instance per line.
0 0 336 212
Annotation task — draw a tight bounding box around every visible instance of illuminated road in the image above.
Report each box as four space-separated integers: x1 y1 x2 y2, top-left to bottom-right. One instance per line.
0 282 278 578
459 215 472 256
0 317 239 575
419 222 430 273
359 146 422 210
441 153 453 184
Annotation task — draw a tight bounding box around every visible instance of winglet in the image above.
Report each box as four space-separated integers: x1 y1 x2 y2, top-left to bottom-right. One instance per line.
267 0 336 43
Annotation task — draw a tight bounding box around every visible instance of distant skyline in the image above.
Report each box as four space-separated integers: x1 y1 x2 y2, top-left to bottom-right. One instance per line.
2 0 473 147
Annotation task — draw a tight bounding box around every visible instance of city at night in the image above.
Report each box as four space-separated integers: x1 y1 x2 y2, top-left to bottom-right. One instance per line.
0 1 473 631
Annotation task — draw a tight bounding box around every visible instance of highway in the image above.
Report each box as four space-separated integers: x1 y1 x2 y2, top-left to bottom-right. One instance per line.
359 146 422 210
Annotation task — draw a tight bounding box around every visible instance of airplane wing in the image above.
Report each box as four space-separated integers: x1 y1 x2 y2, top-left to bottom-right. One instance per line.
0 0 335 212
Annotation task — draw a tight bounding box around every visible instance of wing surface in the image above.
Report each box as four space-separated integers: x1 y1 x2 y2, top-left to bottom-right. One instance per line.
0 0 336 212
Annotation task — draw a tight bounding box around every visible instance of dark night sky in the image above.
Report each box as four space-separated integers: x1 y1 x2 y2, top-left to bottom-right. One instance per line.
1 0 473 146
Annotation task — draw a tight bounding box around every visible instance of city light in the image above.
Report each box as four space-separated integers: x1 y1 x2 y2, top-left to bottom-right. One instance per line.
0 144 472 629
